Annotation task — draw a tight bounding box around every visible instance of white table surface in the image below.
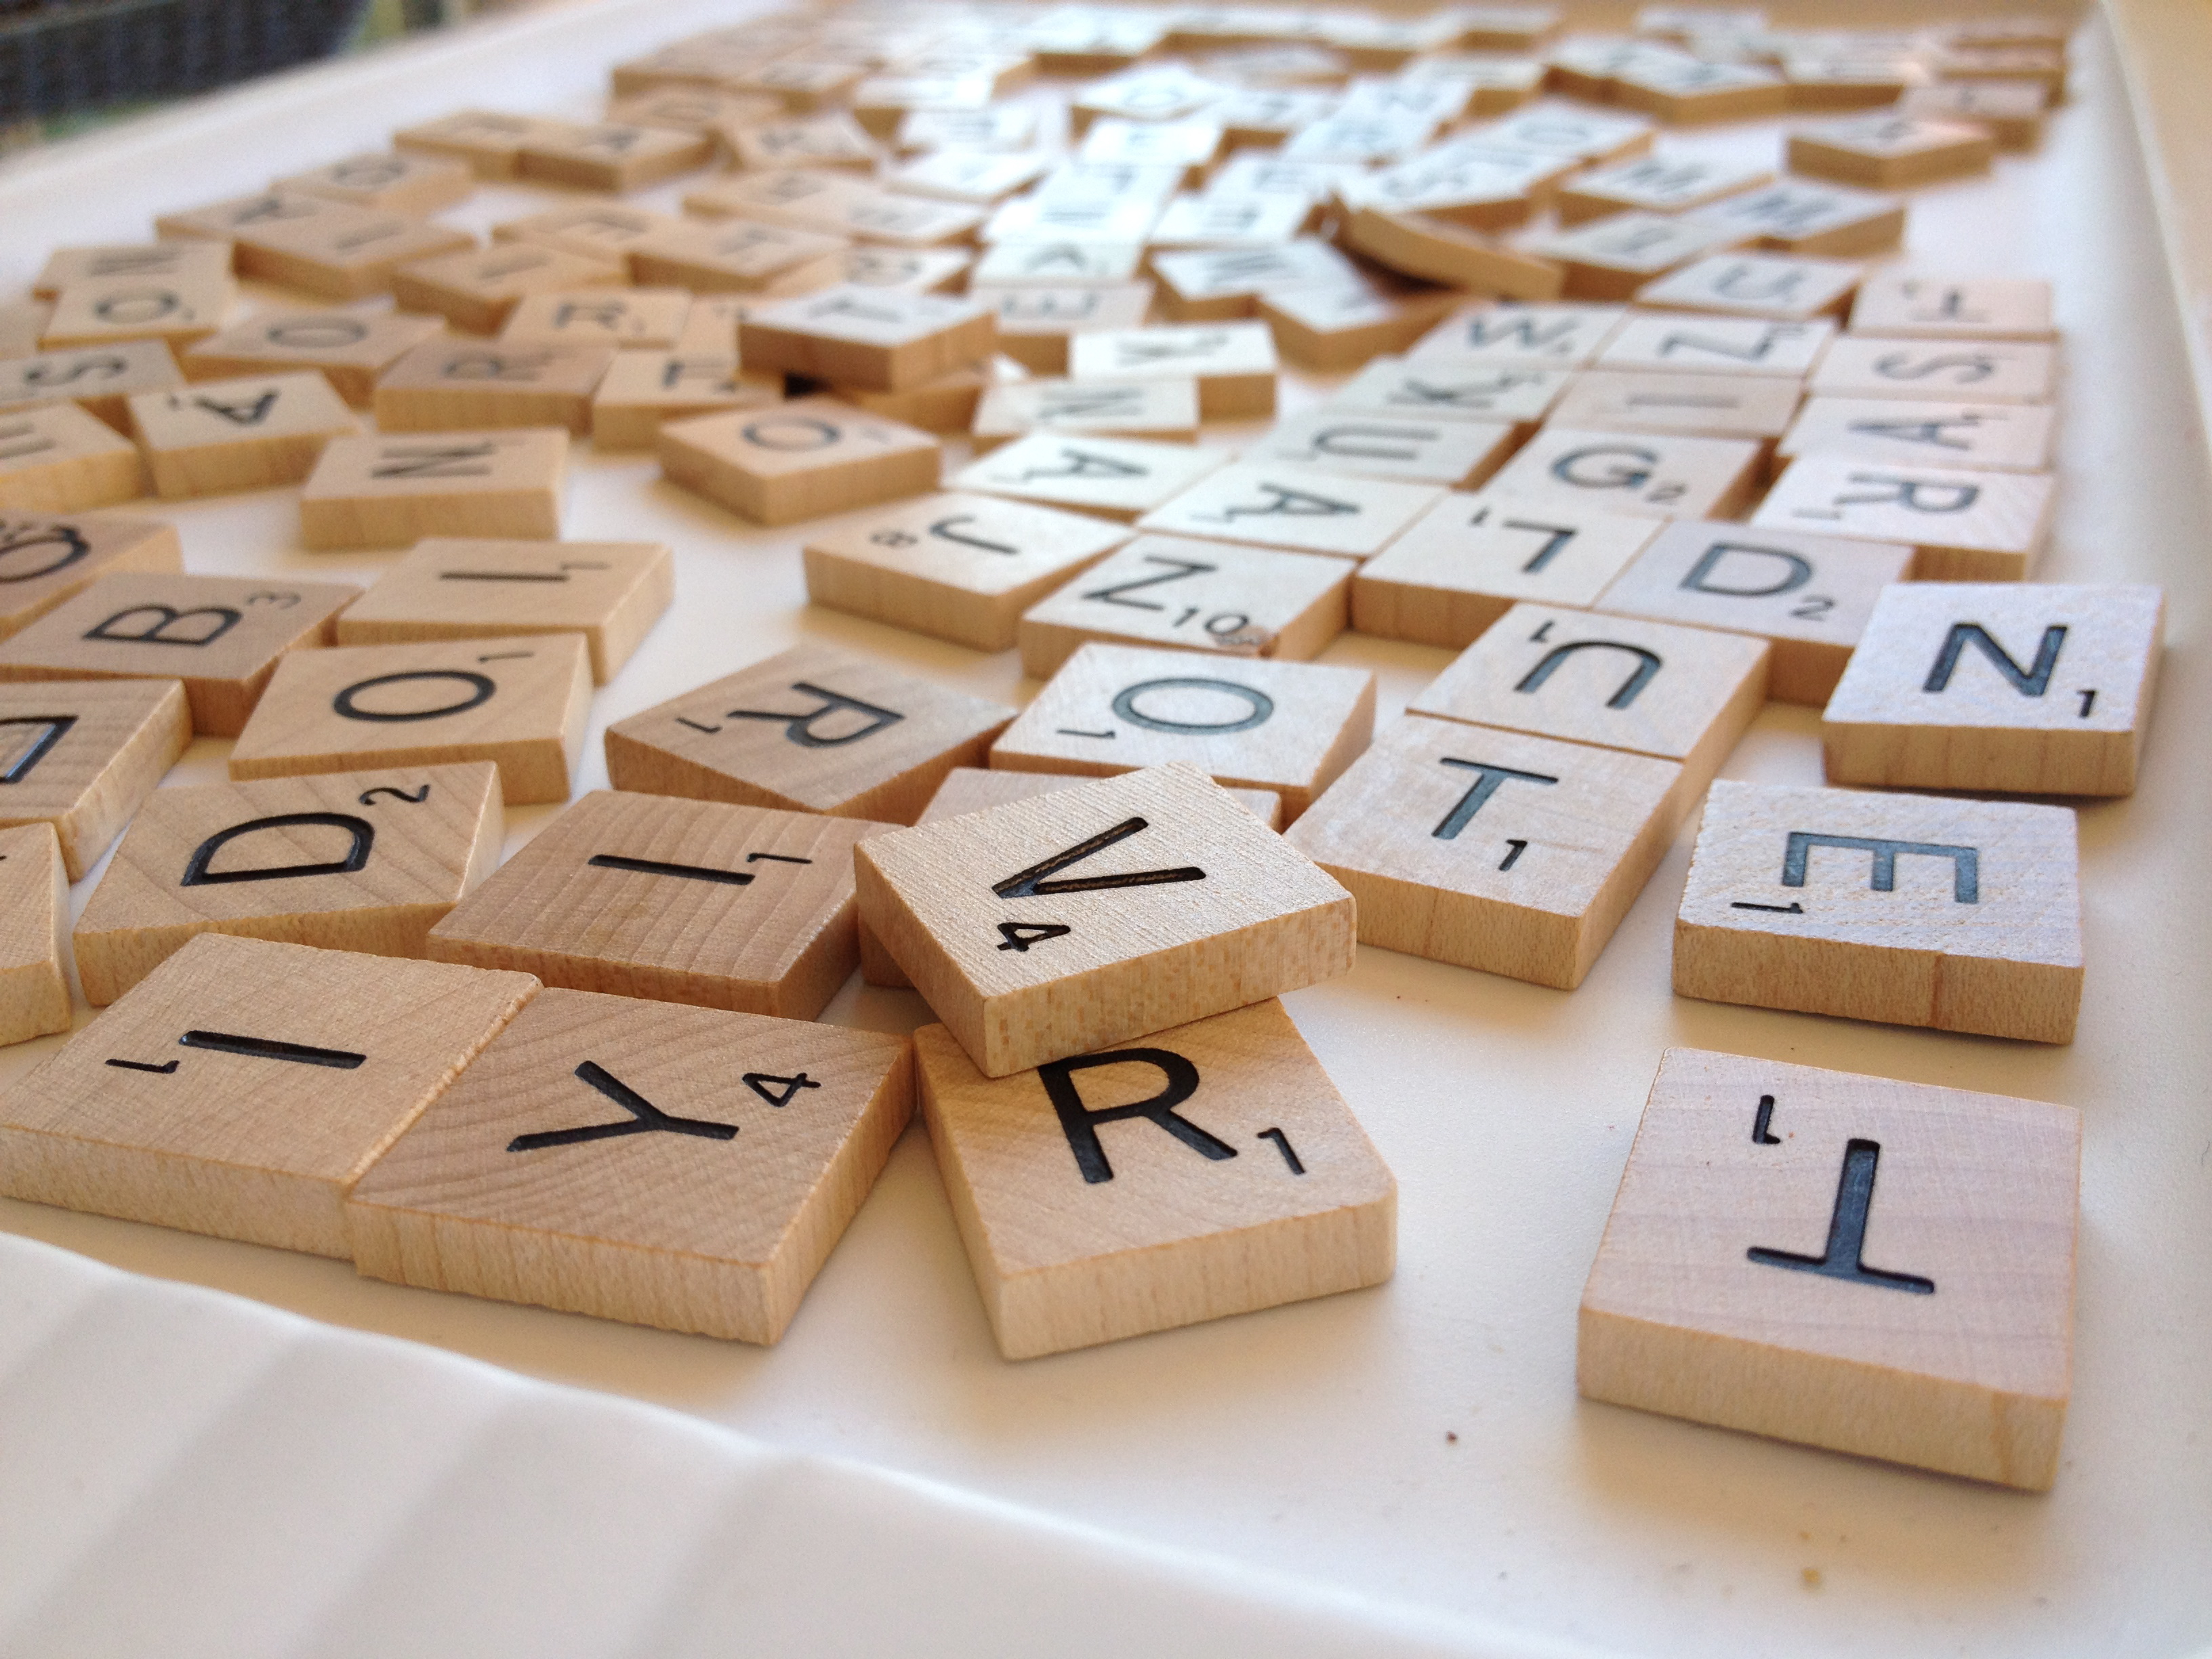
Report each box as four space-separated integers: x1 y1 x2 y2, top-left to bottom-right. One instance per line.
1 3 2208 1656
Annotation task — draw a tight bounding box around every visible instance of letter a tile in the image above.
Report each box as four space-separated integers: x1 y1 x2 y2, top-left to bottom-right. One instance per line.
1580 1046 2078 1488
346 987 913 1343
1674 779 2082 1042
856 762 1353 1077
0 933 537 1256
916 1000 1395 1357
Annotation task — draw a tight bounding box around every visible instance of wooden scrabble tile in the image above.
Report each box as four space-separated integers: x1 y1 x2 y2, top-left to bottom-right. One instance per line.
0 302 48 356
674 295 755 353
1685 180 1904 258
1409 302 1627 367
516 121 713 191
1408 601 1767 814
860 760 1352 1077
0 571 354 736
40 271 236 352
0 933 538 1255
391 246 626 337
1287 704 1680 987
0 340 182 431
897 105 1040 152
1595 315 1837 377
1898 80 2047 149
0 509 180 640
609 87 784 136
300 429 568 549
0 403 146 512
1066 321 1279 419
1135 462 1441 560
1079 116 1225 184
1578 1046 2078 1488
1327 356 1571 430
0 678 188 879
1479 102 1658 163
0 821 69 1044
1555 155 1773 224
344 987 909 1340
627 219 851 296
827 361 995 436
274 151 475 215
951 432 1227 521
1352 495 1661 647
737 287 995 391
1788 115 1996 188
1550 369 1801 445
1521 212 1747 302
728 58 869 111
919 765 1282 830
972 377 1200 449
1071 64 1225 129
605 642 1015 823
33 241 231 300
914 999 1391 1356
1848 274 2055 342
183 197 474 301
969 241 1148 286
802 491 1128 652
657 398 940 527
1479 426 1762 521
1807 336 2057 404
1753 455 2053 580
72 762 503 1005
1017 534 1351 678
498 288 690 349
493 202 689 267
124 372 359 499
182 309 445 409
1338 151 1550 233
228 634 591 806
424 790 886 1018
335 537 671 684
1242 411 1519 489
373 340 614 437
1821 583 2163 797
989 644 1374 820
1147 191 1314 249
1778 396 2057 476
837 245 973 295
1147 244 1346 327
979 283 1155 373
726 110 884 172
1256 277 1464 372
393 110 573 179
1673 779 2082 1042
1593 519 1913 704
1281 110 1439 165
1635 253 1864 322
591 352 780 450
1338 207 1566 302
886 150 1052 204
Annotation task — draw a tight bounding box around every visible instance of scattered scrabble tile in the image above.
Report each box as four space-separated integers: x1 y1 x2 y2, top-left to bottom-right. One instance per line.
0 678 189 879
951 432 1227 521
1595 314 1837 377
658 398 941 527
165 194 476 301
391 245 626 336
1685 180 1905 258
0 339 183 430
1593 520 1914 705
802 491 1129 651
124 372 359 499
1753 455 2054 580
345 987 912 1341
1778 396 2057 474
1808 335 2058 404
1340 150 1554 232
1408 601 1767 816
835 359 996 434
838 245 973 294
979 283 1157 373
300 428 569 549
1080 116 1225 184
334 537 672 684
609 86 783 135
897 105 1039 152
1147 190 1314 249
0 821 69 1044
1337 207 1567 302
737 286 995 390
182 309 445 409
516 121 713 190
968 240 1147 285
605 642 1015 823
1136 462 1442 560
41 270 237 352
1555 155 1774 224
1067 321 1279 419
274 151 476 215
972 377 1200 449
0 571 354 736
1287 716 1681 988
1548 369 1802 445
228 634 592 806
373 339 614 437
0 403 146 512
914 1000 1392 1357
1522 211 1748 302
33 241 232 300
1633 252 1864 322
1150 242 1358 323
0 508 181 640
627 218 851 295
1788 115 1996 188
590 351 780 449
394 110 571 178
1675 779 2082 1040
0 301 48 356
1613 57 1787 122
918 765 1284 830
492 201 691 264
499 288 691 349
1478 426 1763 520
1481 102 1657 163
1579 1046 2078 1489
1822 583 2163 797
1410 302 1627 367
860 762 1353 1077
1351 496 1662 647
989 643 1375 820
72 762 504 1006
1326 356 1572 430
727 110 883 171
1848 273 2056 341
1017 534 1353 678
1898 80 2047 149
1243 411 1519 489
1258 277 1465 372
886 150 1052 204
0 933 538 1256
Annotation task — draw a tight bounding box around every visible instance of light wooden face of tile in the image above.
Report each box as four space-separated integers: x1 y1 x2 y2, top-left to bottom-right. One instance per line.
228 634 592 806
802 491 1129 653
274 150 476 216
1673 778 2083 1042
73 761 504 1005
0 571 355 737
969 241 1147 286
859 761 1352 1076
1848 274 2055 341
990 644 1376 819
0 403 146 513
300 428 569 550
1579 1046 2078 1490
41 270 237 352
0 339 183 430
0 676 189 880
391 245 627 337
1777 396 2057 474
125 372 359 499
1328 356 1572 426
916 1001 1394 1357
972 377 1200 449
1807 335 2057 404
1016 533 1352 678
1548 369 1803 443
1593 520 1914 705
1821 582 2163 797
0 820 70 1046
737 286 996 391
1134 461 1444 558
499 288 692 349
918 765 1282 831
0 510 181 640
34 241 234 300
1751 455 2054 580
1476 426 1763 520
1408 303 1629 367
1286 714 1679 988
658 398 943 528
1524 211 1746 302
591 351 778 450
604 641 1015 823
1787 115 1996 188
1240 411 1519 489
1594 314 1837 376
373 340 615 437
950 431 1227 520
0 933 539 1256
1633 253 1864 322
1556 155 1773 221
219 203 475 302
1151 243 1355 322
182 310 446 409
333 536 672 684
1066 321 1279 418
345 987 912 1343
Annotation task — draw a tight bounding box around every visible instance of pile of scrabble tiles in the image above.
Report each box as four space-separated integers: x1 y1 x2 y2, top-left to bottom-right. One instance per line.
0 2 2130 1492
